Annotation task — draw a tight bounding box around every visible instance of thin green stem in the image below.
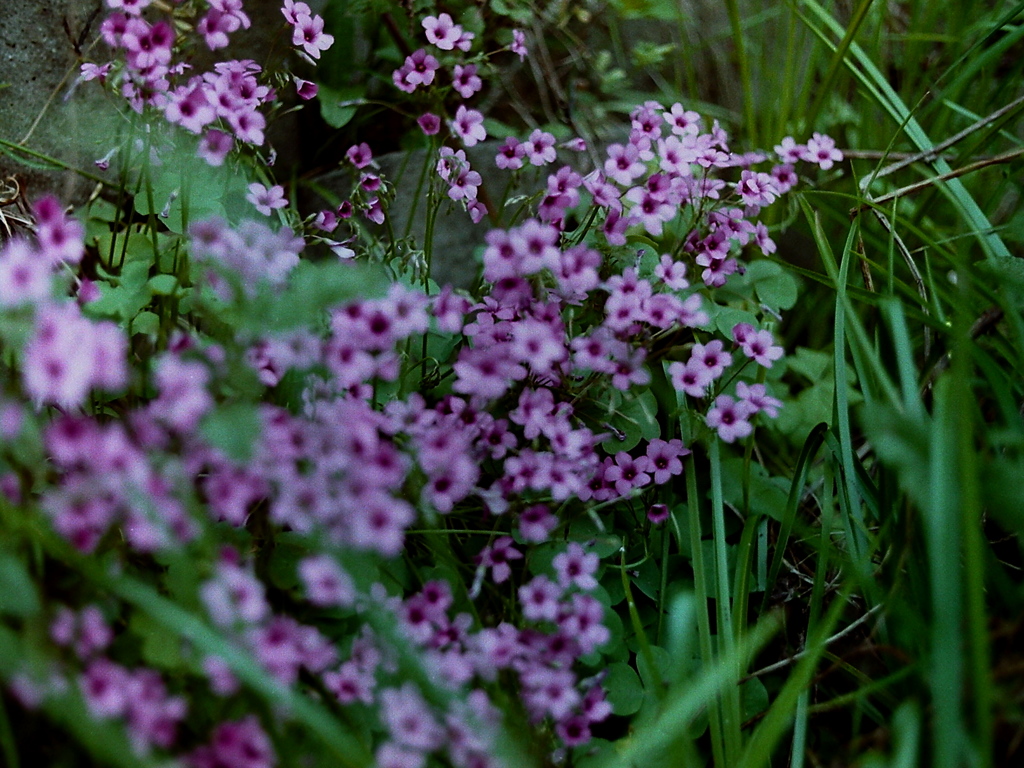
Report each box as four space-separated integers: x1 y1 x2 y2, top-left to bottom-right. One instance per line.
724 0 757 145
685 457 726 768
709 439 742 763
0 138 113 187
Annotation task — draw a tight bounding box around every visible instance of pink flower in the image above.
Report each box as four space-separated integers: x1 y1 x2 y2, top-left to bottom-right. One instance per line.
451 105 486 147
511 29 527 60
495 136 525 170
804 132 843 170
293 77 317 100
23 304 127 408
737 381 783 418
107 0 152 16
393 49 439 92
281 0 312 25
417 112 441 135
706 394 754 443
553 542 599 591
198 129 233 166
523 129 556 166
246 182 287 215
346 142 373 168
291 12 334 59
422 13 463 51
452 63 482 99
732 323 784 367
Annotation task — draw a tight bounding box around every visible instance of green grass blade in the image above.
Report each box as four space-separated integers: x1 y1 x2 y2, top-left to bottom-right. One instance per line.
761 421 828 614
735 590 849 768
685 454 727 768
596 613 781 768
709 439 743 762
796 0 1012 260
925 377 968 768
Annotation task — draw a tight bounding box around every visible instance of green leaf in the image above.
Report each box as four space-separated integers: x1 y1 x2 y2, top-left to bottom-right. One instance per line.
786 347 831 381
714 307 759 338
318 84 365 129
742 260 800 310
636 645 680 690
93 228 153 269
602 388 660 451
491 0 533 22
131 611 183 670
200 402 262 463
589 534 624 559
86 264 153 321
741 677 769 719
131 311 160 337
269 542 305 590
755 272 799 311
719 458 789 522
147 274 178 295
604 662 645 715
240 259 386 334
0 552 39 617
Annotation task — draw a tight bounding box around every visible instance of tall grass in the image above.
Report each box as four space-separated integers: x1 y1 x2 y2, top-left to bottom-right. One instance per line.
606 0 1024 764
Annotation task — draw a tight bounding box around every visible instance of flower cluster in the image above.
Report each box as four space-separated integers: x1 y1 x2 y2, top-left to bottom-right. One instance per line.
0 3 850 767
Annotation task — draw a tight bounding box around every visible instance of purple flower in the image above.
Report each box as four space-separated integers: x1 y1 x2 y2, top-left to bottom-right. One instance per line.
553 542 599 591
603 451 652 497
804 132 843 170
522 129 556 166
246 182 287 215
559 593 610 654
80 658 131 720
476 536 523 584
511 29 528 60
299 554 355 607
605 143 646 186
736 381 783 418
191 716 275 768
376 743 426 768
422 13 463 51
292 12 334 59
774 136 804 163
647 503 671 524
495 136 525 170
706 394 754 443
645 438 689 484
733 323 784 367
200 558 269 628
0 239 52 307
23 304 126 409
294 76 318 100
198 128 233 166
394 49 439 92
452 63 482 98
518 503 557 542
281 0 312 25
451 105 487 147
519 575 563 622
417 112 441 135
735 169 778 208
380 683 444 751
34 195 84 265
346 142 373 168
